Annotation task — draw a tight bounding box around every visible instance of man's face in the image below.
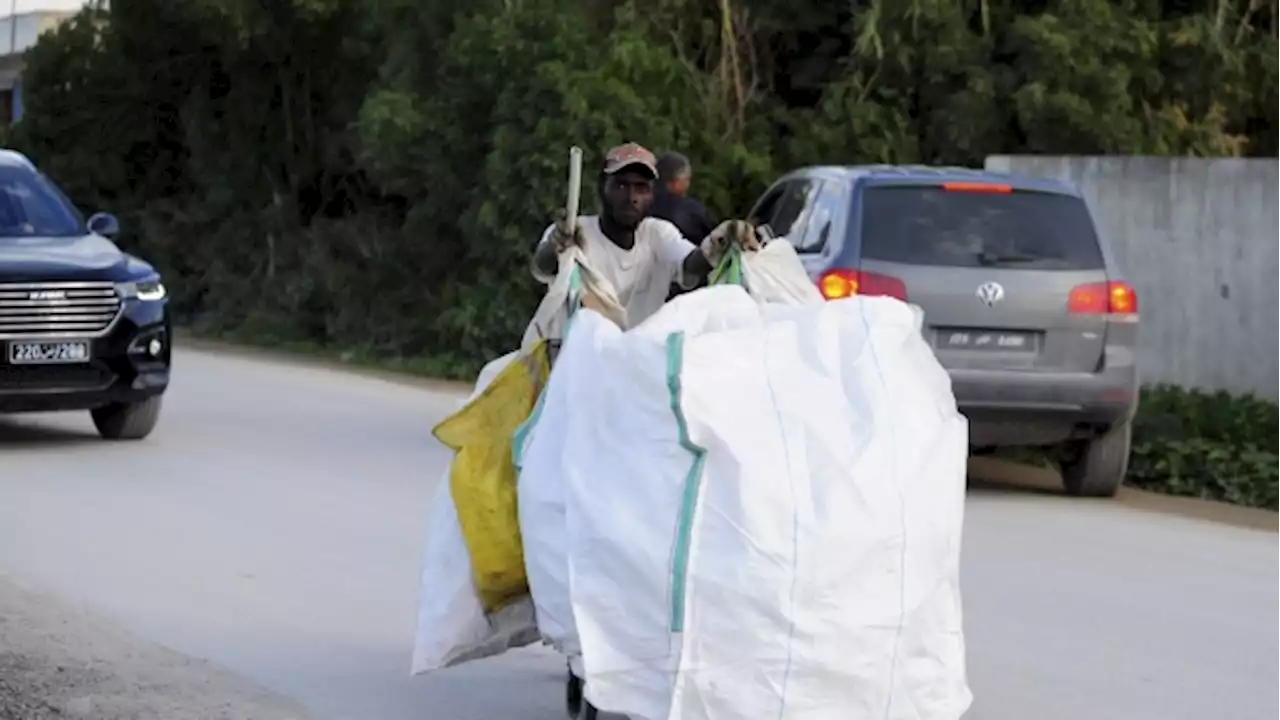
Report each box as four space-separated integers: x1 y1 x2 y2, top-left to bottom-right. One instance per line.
668 173 691 197
603 169 654 227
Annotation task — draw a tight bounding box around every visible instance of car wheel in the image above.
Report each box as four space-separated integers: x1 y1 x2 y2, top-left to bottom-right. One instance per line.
1059 421 1132 497
91 396 163 441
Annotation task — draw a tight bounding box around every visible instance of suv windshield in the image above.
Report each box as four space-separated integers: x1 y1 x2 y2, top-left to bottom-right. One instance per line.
0 165 84 239
860 185 1104 270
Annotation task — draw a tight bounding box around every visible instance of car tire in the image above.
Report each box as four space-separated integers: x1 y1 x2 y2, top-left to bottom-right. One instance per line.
91 396 163 441
1059 421 1132 497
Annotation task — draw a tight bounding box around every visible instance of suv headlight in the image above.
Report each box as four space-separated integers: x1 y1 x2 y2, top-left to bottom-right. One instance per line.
117 278 167 302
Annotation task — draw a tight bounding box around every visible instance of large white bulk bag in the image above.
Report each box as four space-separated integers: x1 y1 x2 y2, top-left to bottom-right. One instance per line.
537 286 971 720
513 329 580 661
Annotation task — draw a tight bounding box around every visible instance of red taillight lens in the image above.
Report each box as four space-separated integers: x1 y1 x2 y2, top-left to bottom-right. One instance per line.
818 270 908 302
1068 281 1138 315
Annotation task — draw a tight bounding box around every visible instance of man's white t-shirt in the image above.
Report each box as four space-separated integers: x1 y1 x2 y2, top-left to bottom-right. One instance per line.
535 216 698 327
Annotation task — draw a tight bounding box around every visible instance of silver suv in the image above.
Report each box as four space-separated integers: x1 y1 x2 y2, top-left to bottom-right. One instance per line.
747 165 1140 497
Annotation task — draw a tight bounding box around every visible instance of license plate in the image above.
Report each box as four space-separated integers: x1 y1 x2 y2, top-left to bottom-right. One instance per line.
7 339 92 365
936 329 1038 352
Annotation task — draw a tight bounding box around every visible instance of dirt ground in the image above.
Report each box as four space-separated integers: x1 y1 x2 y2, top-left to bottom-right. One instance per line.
0 576 311 720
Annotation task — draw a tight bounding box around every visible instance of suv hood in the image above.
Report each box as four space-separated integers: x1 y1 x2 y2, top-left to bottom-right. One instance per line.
0 234 134 282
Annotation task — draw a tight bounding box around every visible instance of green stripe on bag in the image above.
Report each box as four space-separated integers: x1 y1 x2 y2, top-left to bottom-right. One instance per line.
665 331 707 633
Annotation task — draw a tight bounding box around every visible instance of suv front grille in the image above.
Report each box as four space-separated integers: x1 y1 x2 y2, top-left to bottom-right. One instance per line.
0 281 123 338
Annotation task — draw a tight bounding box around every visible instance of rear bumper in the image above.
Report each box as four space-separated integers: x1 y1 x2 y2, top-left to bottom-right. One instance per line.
950 364 1138 447
0 298 172 414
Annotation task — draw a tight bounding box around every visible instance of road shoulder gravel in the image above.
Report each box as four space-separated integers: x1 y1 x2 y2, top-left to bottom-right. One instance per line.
0 575 311 720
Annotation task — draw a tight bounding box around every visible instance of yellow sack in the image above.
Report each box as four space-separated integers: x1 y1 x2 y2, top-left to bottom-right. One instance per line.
432 341 550 614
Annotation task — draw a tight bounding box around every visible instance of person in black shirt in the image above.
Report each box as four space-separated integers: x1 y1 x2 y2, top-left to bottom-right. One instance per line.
651 152 717 242
651 152 718 298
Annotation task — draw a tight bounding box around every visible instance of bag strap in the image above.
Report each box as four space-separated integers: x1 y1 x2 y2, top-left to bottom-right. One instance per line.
708 245 744 286
566 262 584 316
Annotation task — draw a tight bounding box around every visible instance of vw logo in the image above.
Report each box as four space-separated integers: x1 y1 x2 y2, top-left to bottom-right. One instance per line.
975 281 1004 307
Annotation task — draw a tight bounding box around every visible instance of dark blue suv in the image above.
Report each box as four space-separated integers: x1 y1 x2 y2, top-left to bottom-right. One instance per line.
0 150 171 440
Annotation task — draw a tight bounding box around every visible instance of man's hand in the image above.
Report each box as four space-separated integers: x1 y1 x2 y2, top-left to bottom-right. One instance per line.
533 209 583 281
551 208 584 252
700 219 760 265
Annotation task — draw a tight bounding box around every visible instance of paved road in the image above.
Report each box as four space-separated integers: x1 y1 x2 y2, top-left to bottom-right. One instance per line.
0 348 1275 720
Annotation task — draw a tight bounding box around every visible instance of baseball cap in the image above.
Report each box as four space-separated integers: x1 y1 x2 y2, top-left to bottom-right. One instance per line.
602 142 658 179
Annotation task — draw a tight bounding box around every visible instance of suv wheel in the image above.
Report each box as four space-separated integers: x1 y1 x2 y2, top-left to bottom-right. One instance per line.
1059 422 1132 497
91 396 163 441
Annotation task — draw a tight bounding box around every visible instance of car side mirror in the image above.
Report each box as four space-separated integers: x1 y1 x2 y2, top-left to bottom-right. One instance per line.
87 212 120 238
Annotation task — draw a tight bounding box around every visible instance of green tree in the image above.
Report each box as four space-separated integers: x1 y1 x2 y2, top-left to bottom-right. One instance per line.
8 0 1275 375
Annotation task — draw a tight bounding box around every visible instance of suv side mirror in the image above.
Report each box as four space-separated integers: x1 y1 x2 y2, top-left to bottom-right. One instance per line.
87 212 120 238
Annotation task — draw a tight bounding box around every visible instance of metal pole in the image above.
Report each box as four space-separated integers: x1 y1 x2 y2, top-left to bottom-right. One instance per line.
8 0 16 56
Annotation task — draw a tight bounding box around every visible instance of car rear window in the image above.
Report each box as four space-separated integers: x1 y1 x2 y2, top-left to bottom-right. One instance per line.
859 185 1105 270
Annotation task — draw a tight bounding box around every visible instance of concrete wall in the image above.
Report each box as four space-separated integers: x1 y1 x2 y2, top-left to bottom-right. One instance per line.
984 155 1278 400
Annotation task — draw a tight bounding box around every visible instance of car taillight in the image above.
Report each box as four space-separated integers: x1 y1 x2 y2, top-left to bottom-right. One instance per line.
1068 281 1138 315
818 269 908 302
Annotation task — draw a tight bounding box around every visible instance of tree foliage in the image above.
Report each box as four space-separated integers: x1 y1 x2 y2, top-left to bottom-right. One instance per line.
9 0 1277 375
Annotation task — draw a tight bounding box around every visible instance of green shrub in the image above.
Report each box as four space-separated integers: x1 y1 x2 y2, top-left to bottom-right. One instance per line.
992 385 1278 510
1127 386 1278 510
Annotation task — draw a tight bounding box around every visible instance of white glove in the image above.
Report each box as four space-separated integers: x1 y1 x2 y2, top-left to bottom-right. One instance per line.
550 209 583 252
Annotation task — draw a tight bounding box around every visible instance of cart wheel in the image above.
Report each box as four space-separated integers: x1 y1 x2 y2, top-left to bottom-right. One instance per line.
566 671 583 719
